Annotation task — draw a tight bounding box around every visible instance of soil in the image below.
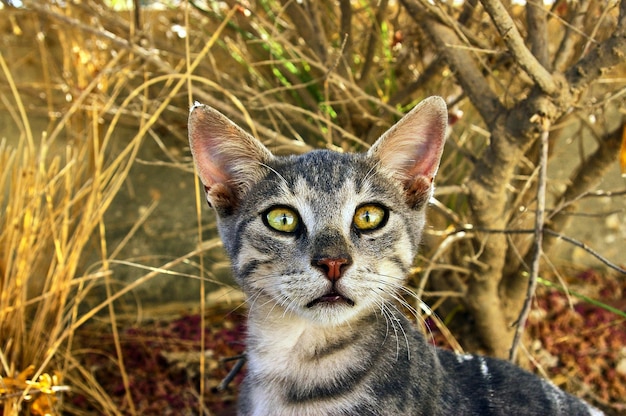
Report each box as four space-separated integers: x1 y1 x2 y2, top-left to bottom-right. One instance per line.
64 268 625 416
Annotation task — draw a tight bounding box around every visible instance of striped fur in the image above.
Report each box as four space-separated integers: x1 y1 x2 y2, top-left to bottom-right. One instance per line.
188 97 603 416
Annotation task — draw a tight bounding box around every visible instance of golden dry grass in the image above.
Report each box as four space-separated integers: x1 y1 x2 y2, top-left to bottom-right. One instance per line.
1 5 194 413
0 2 262 412
0 1 624 414
0 42 148 413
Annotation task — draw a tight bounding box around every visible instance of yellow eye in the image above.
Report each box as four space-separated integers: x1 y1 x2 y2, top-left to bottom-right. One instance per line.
353 204 387 231
265 206 299 233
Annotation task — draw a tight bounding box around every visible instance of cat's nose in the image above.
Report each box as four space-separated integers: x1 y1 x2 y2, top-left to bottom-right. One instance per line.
313 257 352 281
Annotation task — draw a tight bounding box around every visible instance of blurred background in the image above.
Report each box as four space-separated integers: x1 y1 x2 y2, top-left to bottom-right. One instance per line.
0 0 624 414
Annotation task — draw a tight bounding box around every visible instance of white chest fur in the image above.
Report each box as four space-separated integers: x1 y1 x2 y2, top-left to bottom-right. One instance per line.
244 310 375 415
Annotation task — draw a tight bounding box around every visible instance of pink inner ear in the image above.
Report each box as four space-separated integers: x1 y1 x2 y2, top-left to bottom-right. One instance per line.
188 103 275 210
404 102 448 180
188 105 238 188
370 97 448 185
405 126 446 180
192 133 231 188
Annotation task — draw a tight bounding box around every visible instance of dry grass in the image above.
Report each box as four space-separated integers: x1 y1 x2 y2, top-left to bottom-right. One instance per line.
0 1 624 414
0 3 202 412
0 1 266 412
0 35 150 413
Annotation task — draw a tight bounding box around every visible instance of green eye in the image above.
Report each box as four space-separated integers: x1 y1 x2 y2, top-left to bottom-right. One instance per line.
353 204 387 231
265 206 299 233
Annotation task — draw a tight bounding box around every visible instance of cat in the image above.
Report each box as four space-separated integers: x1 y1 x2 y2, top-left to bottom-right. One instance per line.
188 96 603 416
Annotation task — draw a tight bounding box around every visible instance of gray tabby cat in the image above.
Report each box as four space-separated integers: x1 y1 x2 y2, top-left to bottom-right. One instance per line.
188 96 603 416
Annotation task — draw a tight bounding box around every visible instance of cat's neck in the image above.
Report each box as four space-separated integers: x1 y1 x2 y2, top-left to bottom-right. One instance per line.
242 302 445 416
246 301 369 357
242 305 395 415
245 301 382 379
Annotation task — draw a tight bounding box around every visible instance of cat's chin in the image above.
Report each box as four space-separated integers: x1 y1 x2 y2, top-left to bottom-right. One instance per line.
305 291 355 308
298 297 369 327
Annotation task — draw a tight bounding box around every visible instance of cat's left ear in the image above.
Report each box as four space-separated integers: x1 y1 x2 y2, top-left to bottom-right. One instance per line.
367 96 448 209
188 103 274 213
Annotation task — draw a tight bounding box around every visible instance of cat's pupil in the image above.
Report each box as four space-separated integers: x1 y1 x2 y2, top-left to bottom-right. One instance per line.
264 206 299 233
353 204 386 231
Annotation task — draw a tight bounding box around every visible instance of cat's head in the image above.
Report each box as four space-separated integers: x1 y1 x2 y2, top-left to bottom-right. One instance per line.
188 97 447 326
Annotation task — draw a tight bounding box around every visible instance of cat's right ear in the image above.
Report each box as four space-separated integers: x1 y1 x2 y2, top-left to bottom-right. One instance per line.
367 96 448 209
188 103 274 212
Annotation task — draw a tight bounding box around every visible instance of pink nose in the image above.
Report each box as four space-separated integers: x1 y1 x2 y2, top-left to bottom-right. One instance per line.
314 257 351 281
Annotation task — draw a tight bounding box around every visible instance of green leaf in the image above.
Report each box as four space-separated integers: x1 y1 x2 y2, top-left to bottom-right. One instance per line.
537 277 626 319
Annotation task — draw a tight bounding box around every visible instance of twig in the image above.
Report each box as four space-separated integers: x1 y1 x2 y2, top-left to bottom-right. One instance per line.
552 125 624 213
359 0 388 83
416 229 472 301
544 123 624 254
460 226 626 275
429 197 464 225
479 0 558 94
400 0 503 128
510 119 549 362
433 185 468 197
24 1 299 149
280 0 327 64
543 230 626 275
546 208 625 218
553 0 591 72
458 0 479 25
387 56 446 107
132 0 141 32
582 1 618 56
526 0 550 69
217 354 247 391
338 0 352 79
566 0 626 93
0 385 71 400
582 188 626 198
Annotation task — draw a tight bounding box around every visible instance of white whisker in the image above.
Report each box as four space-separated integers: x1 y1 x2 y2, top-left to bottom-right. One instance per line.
258 161 289 186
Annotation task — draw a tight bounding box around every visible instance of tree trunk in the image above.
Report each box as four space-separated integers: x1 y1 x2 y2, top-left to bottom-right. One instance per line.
401 0 626 359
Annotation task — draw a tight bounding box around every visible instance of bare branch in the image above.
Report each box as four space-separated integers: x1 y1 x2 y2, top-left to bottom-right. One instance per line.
458 0 479 25
387 56 447 107
566 0 626 94
553 0 591 72
359 0 389 83
544 230 626 275
509 119 549 362
338 0 353 78
544 122 624 254
280 0 328 64
400 0 503 128
416 229 472 301
217 354 247 391
417 0 495 64
526 0 550 69
461 227 626 275
583 188 626 198
479 0 558 94
131 0 141 31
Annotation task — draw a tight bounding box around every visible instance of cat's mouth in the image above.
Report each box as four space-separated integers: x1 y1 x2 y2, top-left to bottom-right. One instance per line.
306 291 355 308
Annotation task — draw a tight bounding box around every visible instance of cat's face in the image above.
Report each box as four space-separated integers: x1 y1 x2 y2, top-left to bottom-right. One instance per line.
226 150 426 326
189 97 447 327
